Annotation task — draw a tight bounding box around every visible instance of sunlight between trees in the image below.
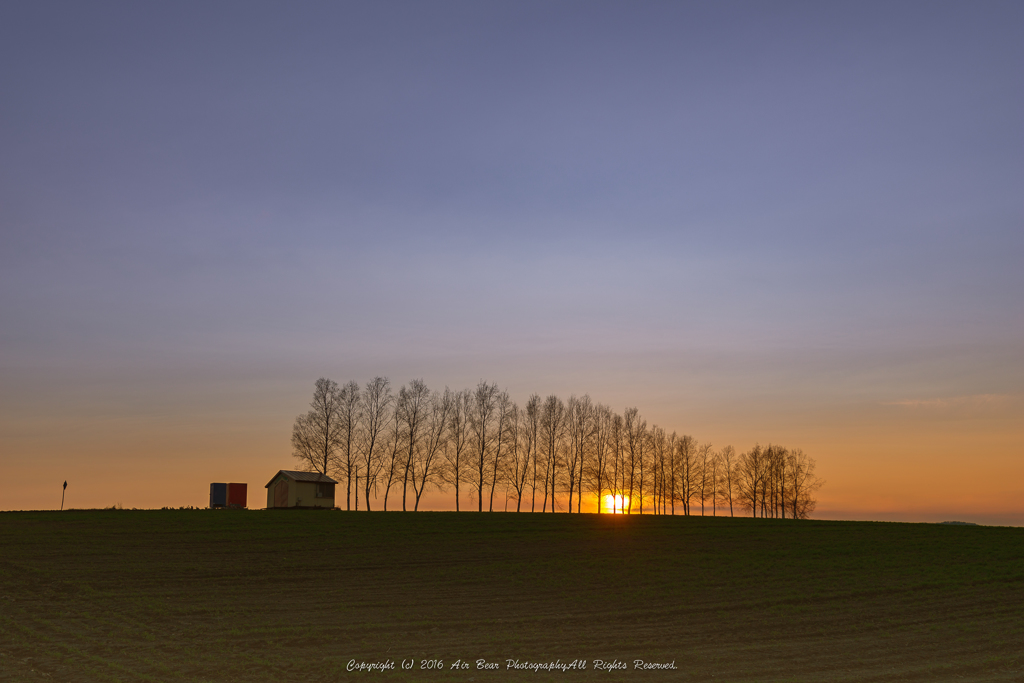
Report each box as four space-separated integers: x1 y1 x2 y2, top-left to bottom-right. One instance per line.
291 377 823 518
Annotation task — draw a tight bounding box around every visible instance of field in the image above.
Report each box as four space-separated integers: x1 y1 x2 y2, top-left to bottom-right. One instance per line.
1 510 1022 682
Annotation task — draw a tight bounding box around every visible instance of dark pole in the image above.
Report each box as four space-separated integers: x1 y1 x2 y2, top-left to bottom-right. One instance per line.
61 480 67 511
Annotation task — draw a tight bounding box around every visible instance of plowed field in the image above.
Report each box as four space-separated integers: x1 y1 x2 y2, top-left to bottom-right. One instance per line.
1 511 1022 681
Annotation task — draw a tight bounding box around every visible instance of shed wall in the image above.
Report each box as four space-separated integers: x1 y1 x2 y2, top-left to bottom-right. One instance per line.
266 475 289 508
266 475 335 508
293 481 334 508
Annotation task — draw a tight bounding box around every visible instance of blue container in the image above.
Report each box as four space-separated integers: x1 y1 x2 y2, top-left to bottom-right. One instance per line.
209 482 227 507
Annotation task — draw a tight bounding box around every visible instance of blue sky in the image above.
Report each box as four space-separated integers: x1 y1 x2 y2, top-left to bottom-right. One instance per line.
1 1 1022 517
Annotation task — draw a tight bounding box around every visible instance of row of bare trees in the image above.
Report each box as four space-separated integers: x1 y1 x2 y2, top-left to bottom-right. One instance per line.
291 377 823 517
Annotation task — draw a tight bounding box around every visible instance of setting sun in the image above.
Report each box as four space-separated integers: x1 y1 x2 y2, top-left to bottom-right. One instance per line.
603 494 630 513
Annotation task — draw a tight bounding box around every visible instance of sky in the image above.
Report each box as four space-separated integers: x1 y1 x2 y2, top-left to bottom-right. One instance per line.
1 1 1022 522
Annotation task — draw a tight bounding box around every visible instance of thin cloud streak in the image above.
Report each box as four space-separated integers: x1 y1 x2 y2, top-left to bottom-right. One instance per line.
883 394 1017 410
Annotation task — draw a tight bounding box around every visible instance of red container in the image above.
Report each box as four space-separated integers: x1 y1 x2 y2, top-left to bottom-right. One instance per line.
227 483 247 508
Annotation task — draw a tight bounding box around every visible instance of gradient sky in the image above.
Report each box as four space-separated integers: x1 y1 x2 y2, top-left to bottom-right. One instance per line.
2 1 1022 522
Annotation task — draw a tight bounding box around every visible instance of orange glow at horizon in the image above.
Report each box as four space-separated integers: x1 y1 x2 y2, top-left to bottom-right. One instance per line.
602 494 630 514
2 375 1022 525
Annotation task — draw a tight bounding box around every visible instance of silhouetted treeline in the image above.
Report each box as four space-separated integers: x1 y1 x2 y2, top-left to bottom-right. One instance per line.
292 377 823 518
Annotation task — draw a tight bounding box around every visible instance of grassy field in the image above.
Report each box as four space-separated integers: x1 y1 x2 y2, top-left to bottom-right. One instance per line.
1 510 1022 682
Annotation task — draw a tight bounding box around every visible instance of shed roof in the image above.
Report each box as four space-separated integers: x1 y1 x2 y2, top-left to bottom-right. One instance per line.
265 470 339 488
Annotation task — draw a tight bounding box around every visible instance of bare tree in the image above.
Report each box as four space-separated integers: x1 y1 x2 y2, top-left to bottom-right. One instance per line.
564 395 593 514
360 376 393 511
291 378 344 478
337 381 361 510
378 400 404 511
767 444 788 519
469 381 499 512
398 379 430 511
674 435 697 515
410 387 454 511
488 390 514 512
667 431 677 514
442 389 473 511
649 427 667 515
586 404 613 513
291 375 828 517
503 402 531 511
788 448 823 519
737 444 765 517
623 407 646 514
578 397 596 513
523 394 541 512
696 442 713 516
539 395 566 512
719 445 737 517
637 420 651 514
709 449 721 516
609 411 625 513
